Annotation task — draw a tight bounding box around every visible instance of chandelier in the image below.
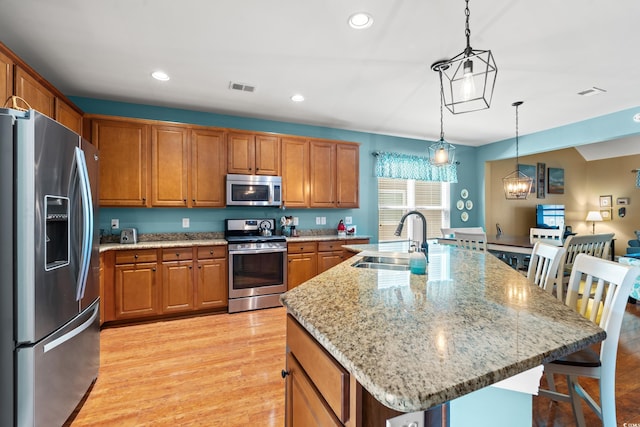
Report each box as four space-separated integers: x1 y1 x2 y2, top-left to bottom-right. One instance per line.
429 62 456 167
502 101 533 199
437 0 497 114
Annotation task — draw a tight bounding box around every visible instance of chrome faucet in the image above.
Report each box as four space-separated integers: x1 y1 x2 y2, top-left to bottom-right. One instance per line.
394 210 428 254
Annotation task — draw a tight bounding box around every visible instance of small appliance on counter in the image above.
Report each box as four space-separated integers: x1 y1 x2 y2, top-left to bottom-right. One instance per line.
120 228 138 244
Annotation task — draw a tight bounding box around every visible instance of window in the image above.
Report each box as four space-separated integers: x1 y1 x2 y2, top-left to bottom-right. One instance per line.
378 178 450 242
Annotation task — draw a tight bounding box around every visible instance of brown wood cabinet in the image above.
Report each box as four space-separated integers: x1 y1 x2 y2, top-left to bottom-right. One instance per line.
151 125 189 207
55 98 83 135
191 129 227 207
309 141 359 208
0 50 13 108
93 118 150 207
287 242 317 290
113 249 160 320
14 65 55 118
281 137 310 208
228 131 280 175
195 246 228 309
161 247 194 312
317 241 345 274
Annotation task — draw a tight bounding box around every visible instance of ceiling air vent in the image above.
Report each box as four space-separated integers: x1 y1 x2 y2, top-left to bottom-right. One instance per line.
577 87 606 97
229 81 256 93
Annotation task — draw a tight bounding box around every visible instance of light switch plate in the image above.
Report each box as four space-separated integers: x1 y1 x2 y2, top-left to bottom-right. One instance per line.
111 219 119 229
321 217 326 225
182 218 190 228
345 216 352 224
316 217 321 225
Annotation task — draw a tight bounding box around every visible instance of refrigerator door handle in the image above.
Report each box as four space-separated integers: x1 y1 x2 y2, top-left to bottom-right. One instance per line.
43 301 99 353
74 147 93 301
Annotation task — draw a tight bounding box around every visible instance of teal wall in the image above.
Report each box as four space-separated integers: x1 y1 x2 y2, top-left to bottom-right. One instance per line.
72 97 479 241
71 97 639 240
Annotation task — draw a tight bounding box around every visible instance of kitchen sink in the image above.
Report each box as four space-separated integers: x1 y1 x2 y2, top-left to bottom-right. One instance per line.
352 256 410 271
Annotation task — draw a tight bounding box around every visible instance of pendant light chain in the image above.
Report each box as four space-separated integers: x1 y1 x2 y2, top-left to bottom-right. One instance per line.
515 102 520 164
464 0 471 54
439 71 445 141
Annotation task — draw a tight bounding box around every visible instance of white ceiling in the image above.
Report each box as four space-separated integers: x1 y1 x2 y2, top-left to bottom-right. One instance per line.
1 0 639 150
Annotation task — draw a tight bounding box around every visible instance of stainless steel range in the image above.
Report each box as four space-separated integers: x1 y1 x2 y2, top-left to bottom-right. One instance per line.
225 219 287 313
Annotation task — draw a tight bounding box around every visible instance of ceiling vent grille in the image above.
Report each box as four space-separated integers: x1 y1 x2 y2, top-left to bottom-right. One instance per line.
229 82 256 93
578 87 606 97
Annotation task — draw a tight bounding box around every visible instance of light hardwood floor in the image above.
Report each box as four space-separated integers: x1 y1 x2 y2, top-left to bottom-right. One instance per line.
67 303 640 426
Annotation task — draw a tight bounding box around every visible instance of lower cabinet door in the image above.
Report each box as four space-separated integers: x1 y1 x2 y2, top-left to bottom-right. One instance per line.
287 353 342 427
195 258 228 309
162 261 194 313
114 262 159 319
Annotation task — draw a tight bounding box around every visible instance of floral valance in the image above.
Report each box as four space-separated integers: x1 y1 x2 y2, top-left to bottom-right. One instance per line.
374 152 457 183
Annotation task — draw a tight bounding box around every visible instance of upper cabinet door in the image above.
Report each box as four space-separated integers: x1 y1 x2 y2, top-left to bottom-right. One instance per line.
93 119 150 207
14 66 54 118
309 141 336 208
227 132 255 174
281 137 309 208
255 135 280 175
0 50 12 108
55 98 83 135
151 125 189 207
190 129 227 207
336 143 359 208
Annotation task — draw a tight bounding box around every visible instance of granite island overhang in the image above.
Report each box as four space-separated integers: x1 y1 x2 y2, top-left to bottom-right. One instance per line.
280 243 605 417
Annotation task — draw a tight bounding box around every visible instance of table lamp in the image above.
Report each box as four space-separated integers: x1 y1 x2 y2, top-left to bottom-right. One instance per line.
585 211 603 234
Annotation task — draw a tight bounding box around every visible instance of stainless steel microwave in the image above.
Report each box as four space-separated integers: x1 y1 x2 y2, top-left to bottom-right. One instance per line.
226 174 282 207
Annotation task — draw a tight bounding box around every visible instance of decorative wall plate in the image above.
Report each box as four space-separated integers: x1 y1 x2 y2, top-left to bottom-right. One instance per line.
461 212 469 222
465 200 473 210
461 189 469 199
456 200 465 210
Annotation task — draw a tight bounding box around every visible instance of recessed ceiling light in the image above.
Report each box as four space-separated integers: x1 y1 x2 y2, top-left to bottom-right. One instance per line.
151 71 170 81
291 94 305 102
348 12 373 29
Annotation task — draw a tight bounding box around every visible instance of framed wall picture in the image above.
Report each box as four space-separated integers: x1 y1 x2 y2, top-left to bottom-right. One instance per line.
536 162 546 199
547 168 565 194
600 209 612 221
599 195 613 207
517 164 536 194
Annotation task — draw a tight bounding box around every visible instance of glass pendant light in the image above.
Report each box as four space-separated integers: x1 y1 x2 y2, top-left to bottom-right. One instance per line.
502 101 533 199
429 64 456 166
438 0 497 114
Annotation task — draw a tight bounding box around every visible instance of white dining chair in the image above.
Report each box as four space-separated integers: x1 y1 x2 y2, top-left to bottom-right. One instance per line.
529 227 564 246
526 241 566 298
555 233 615 301
539 253 640 427
454 231 487 252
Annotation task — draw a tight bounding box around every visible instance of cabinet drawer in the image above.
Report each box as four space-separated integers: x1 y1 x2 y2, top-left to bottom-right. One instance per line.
317 240 343 252
115 249 157 264
162 247 194 261
196 245 226 259
287 315 349 423
288 242 317 254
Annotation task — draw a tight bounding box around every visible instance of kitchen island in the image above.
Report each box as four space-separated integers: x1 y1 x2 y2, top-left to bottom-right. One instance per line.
280 242 605 426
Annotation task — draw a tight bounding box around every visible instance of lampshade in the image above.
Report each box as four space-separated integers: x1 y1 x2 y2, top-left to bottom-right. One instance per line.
585 211 603 222
502 101 533 199
586 210 603 234
437 0 497 114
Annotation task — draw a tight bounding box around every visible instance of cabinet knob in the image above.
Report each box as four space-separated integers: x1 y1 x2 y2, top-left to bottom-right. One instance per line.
134 254 138 259
209 250 214 255
281 370 290 379
176 253 180 258
152 267 156 272
183 199 187 203
189 265 192 269
142 198 146 203
198 265 202 269
192 199 196 203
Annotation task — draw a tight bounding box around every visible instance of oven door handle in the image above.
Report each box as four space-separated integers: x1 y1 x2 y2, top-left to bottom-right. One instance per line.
228 247 288 255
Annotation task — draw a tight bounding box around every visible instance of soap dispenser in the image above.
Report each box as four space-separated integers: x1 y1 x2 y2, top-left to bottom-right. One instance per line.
409 245 427 275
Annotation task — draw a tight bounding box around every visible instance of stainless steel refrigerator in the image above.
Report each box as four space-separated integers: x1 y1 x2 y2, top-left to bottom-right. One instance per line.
0 108 100 426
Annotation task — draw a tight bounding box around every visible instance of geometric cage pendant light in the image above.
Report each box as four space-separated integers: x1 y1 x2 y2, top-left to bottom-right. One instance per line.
438 0 497 114
502 101 533 199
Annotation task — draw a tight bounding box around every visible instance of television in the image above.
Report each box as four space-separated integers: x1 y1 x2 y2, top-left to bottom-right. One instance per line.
536 204 565 229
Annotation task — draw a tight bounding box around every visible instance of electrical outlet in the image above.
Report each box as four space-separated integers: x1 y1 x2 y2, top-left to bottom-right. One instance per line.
345 216 353 224
182 218 190 228
316 217 321 225
111 219 119 229
321 217 326 225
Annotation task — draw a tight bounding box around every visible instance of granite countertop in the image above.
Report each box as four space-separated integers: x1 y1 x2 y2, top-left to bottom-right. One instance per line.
280 243 605 412
99 233 370 252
